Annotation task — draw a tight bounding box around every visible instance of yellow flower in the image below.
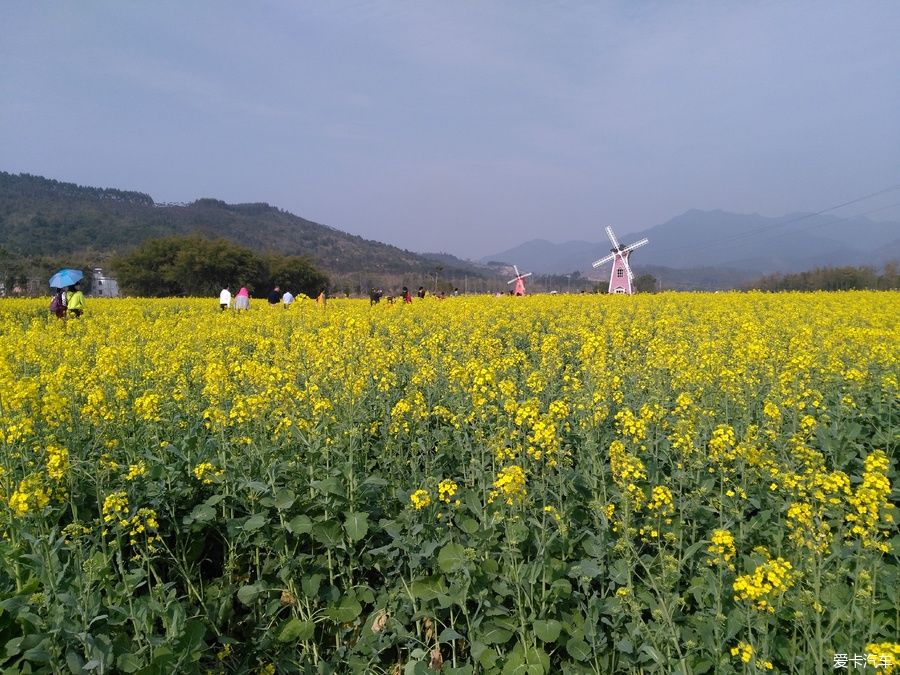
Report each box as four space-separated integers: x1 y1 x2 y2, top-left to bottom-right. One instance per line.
410 489 431 510
707 529 736 571
730 641 753 663
125 461 148 481
102 491 129 524
192 462 224 485
866 642 900 673
647 485 674 516
45 443 69 481
846 450 893 552
488 465 527 505
8 475 52 517
437 479 458 504
733 556 794 612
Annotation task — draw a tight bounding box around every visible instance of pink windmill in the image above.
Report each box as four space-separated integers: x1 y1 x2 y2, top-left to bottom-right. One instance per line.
507 265 532 296
592 226 649 295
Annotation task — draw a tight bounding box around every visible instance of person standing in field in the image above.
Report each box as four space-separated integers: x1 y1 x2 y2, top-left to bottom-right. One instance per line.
402 287 412 303
50 288 66 319
234 287 250 311
316 290 327 307
219 286 231 311
282 290 294 308
417 286 426 299
67 284 85 318
267 286 281 306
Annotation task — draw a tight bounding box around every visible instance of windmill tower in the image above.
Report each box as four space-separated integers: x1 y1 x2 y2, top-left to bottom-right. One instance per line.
507 265 532 296
592 226 649 295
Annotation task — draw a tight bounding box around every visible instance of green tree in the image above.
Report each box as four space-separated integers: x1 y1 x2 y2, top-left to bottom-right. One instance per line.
265 255 329 297
112 235 328 297
634 273 659 293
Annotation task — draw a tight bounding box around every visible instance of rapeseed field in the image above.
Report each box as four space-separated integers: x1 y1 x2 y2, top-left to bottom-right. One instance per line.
0 292 897 674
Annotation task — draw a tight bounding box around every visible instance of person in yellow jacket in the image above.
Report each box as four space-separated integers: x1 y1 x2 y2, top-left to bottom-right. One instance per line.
67 284 85 318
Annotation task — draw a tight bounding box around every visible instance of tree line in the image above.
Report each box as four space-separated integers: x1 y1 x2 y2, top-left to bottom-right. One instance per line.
112 236 329 297
748 264 899 292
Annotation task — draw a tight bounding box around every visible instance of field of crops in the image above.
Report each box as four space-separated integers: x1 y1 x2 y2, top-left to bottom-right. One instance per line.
0 292 897 674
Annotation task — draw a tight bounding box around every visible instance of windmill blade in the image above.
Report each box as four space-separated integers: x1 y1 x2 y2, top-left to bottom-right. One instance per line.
520 272 533 279
622 238 649 253
623 257 634 281
513 265 520 278
507 278 516 284
605 226 620 250
592 253 615 267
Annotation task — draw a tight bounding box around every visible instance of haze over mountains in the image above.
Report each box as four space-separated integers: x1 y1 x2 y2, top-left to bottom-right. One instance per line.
482 210 900 277
2 170 897 291
0 171 487 281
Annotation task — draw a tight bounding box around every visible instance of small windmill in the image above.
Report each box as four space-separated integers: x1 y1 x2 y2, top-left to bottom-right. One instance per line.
507 265 532 296
592 226 649 295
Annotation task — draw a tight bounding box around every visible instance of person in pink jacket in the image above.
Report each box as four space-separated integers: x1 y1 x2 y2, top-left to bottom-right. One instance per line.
234 287 250 310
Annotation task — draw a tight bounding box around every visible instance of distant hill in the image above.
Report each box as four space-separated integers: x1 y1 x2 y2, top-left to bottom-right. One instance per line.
482 209 900 277
0 172 488 280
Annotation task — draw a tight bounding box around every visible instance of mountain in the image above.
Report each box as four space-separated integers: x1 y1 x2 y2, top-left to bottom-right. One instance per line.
0 172 488 280
482 209 900 276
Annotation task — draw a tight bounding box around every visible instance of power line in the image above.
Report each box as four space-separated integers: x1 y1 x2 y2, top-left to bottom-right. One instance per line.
664 183 900 256
763 200 900 245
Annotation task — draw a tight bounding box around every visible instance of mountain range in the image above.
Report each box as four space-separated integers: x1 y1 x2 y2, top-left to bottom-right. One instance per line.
2 170 897 291
0 172 487 283
482 209 900 277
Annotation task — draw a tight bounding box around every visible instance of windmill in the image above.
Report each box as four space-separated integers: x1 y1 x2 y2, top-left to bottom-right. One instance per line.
592 226 649 295
507 265 532 296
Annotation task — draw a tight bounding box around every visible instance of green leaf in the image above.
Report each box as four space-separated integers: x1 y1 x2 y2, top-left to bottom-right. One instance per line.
302 574 323 598
311 477 345 497
404 661 430 675
325 595 362 623
243 513 267 531
480 622 513 645
287 514 312 534
189 503 216 523
439 627 465 641
502 645 548 675
410 576 446 601
311 521 343 547
639 643 663 664
5 637 22 658
65 651 84 673
725 608 743 640
274 489 296 510
569 559 603 579
532 619 561 643
344 512 369 542
116 653 142 672
507 521 529 544
278 618 315 642
459 517 480 534
566 637 591 661
237 584 260 605
445 666 474 675
437 543 466 573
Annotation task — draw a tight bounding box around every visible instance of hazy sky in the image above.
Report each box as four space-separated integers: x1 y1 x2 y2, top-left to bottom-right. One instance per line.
2 2 899 258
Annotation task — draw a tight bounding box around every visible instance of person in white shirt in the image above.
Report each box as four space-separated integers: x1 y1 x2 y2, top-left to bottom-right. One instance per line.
219 287 232 311
282 291 295 308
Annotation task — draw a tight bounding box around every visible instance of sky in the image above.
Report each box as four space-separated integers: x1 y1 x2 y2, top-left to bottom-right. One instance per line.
2 1 899 258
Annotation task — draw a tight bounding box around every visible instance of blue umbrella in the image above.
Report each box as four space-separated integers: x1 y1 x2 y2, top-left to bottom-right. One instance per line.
49 268 84 289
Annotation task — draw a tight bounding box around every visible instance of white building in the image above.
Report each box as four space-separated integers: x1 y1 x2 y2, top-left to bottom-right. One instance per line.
90 268 120 297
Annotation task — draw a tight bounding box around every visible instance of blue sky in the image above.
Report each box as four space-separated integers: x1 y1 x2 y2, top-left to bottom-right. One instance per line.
2 1 898 257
